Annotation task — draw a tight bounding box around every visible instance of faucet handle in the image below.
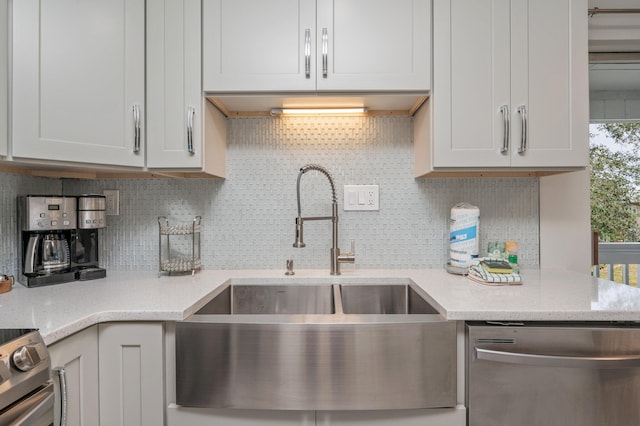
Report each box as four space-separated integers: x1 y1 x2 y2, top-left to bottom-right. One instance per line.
337 240 356 266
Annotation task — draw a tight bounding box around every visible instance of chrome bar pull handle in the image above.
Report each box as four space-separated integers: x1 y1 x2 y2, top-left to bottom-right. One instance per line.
304 29 311 78
500 104 510 154
517 105 528 154
132 104 141 153
53 367 68 426
322 27 328 78
187 106 196 155
476 347 640 369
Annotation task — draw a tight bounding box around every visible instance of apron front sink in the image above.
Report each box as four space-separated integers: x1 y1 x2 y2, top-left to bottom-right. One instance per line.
176 280 456 411
196 284 335 315
339 284 440 314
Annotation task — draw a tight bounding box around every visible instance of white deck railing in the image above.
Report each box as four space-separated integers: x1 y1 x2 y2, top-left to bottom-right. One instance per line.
593 242 640 285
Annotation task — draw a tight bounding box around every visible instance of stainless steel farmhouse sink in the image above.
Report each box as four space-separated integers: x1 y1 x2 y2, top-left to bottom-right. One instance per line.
176 281 456 411
196 284 336 315
340 284 440 314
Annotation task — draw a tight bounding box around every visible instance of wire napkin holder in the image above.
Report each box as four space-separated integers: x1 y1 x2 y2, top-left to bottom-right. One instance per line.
158 216 201 276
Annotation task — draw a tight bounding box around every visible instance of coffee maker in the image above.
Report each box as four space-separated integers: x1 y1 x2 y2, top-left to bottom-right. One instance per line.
18 196 77 287
71 195 107 280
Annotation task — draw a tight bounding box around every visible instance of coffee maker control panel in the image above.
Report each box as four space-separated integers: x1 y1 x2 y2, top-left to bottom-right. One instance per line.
77 195 107 229
21 196 77 231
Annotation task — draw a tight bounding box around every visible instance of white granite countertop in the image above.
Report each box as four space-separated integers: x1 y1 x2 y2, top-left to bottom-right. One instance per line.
1 268 639 345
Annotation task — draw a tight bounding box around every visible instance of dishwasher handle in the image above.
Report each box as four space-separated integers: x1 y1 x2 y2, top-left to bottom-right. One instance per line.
476 347 640 369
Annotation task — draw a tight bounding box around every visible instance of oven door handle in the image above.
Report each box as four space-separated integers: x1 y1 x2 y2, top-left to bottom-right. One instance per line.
476 347 640 369
6 382 55 426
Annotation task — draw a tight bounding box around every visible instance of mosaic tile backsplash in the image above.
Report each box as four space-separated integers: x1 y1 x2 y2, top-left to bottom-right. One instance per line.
1 116 539 274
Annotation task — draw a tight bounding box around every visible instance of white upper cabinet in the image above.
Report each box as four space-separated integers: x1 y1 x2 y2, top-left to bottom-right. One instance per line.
147 0 226 176
203 0 316 92
0 0 7 157
203 0 430 93
420 0 588 174
316 0 430 92
12 0 145 167
509 0 588 168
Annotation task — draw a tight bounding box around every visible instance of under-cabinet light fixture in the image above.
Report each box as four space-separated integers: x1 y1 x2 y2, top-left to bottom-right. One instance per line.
270 107 368 116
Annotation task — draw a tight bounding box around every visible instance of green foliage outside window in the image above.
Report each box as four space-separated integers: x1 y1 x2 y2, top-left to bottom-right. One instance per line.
590 123 640 242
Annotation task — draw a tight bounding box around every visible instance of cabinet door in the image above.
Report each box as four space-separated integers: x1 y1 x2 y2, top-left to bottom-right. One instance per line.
432 0 511 167
99 322 164 426
167 406 315 426
147 0 203 169
12 0 145 167
509 0 588 168
0 0 7 157
432 0 588 170
203 0 316 92
48 326 100 426
318 408 466 426
316 0 430 92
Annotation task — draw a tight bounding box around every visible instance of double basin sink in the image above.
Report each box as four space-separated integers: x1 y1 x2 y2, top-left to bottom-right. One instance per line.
176 280 456 411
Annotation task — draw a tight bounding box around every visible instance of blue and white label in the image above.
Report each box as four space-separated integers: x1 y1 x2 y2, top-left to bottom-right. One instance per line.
450 225 477 242
448 203 480 267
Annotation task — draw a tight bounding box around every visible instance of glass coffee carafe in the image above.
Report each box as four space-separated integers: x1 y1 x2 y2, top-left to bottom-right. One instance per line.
41 234 70 272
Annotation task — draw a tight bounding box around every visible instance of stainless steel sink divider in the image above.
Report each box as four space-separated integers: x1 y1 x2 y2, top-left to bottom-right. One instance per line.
405 285 409 314
332 284 344 315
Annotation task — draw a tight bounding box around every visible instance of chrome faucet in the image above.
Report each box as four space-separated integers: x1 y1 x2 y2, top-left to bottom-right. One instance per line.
294 164 355 275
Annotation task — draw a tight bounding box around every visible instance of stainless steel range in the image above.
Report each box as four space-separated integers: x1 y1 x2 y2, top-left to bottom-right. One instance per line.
0 329 53 425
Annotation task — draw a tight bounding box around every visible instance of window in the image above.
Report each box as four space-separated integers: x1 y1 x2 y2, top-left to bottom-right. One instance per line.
589 55 640 285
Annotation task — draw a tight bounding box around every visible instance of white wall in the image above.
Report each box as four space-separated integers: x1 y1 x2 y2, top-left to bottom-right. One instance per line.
540 169 592 273
591 90 640 121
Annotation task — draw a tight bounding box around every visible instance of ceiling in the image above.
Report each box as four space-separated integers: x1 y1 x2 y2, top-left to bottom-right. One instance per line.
590 62 640 91
588 0 640 52
588 1 640 91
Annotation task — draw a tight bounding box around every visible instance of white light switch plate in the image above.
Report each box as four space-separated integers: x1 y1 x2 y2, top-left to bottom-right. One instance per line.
343 185 379 211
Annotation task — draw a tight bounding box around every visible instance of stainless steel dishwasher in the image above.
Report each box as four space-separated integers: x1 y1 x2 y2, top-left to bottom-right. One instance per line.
467 322 640 426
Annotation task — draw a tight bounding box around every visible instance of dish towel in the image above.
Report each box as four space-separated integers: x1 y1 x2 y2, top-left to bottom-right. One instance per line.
468 258 522 286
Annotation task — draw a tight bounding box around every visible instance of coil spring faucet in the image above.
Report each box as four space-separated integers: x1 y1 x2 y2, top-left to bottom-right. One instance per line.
294 164 355 275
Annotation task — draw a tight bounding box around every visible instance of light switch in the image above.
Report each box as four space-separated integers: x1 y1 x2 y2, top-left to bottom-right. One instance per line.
343 185 379 211
348 191 357 206
358 191 366 205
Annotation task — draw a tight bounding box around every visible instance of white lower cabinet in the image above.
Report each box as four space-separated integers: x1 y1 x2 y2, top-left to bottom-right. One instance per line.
50 321 464 426
48 325 100 426
99 322 165 426
166 406 465 426
167 406 315 425
317 409 466 425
